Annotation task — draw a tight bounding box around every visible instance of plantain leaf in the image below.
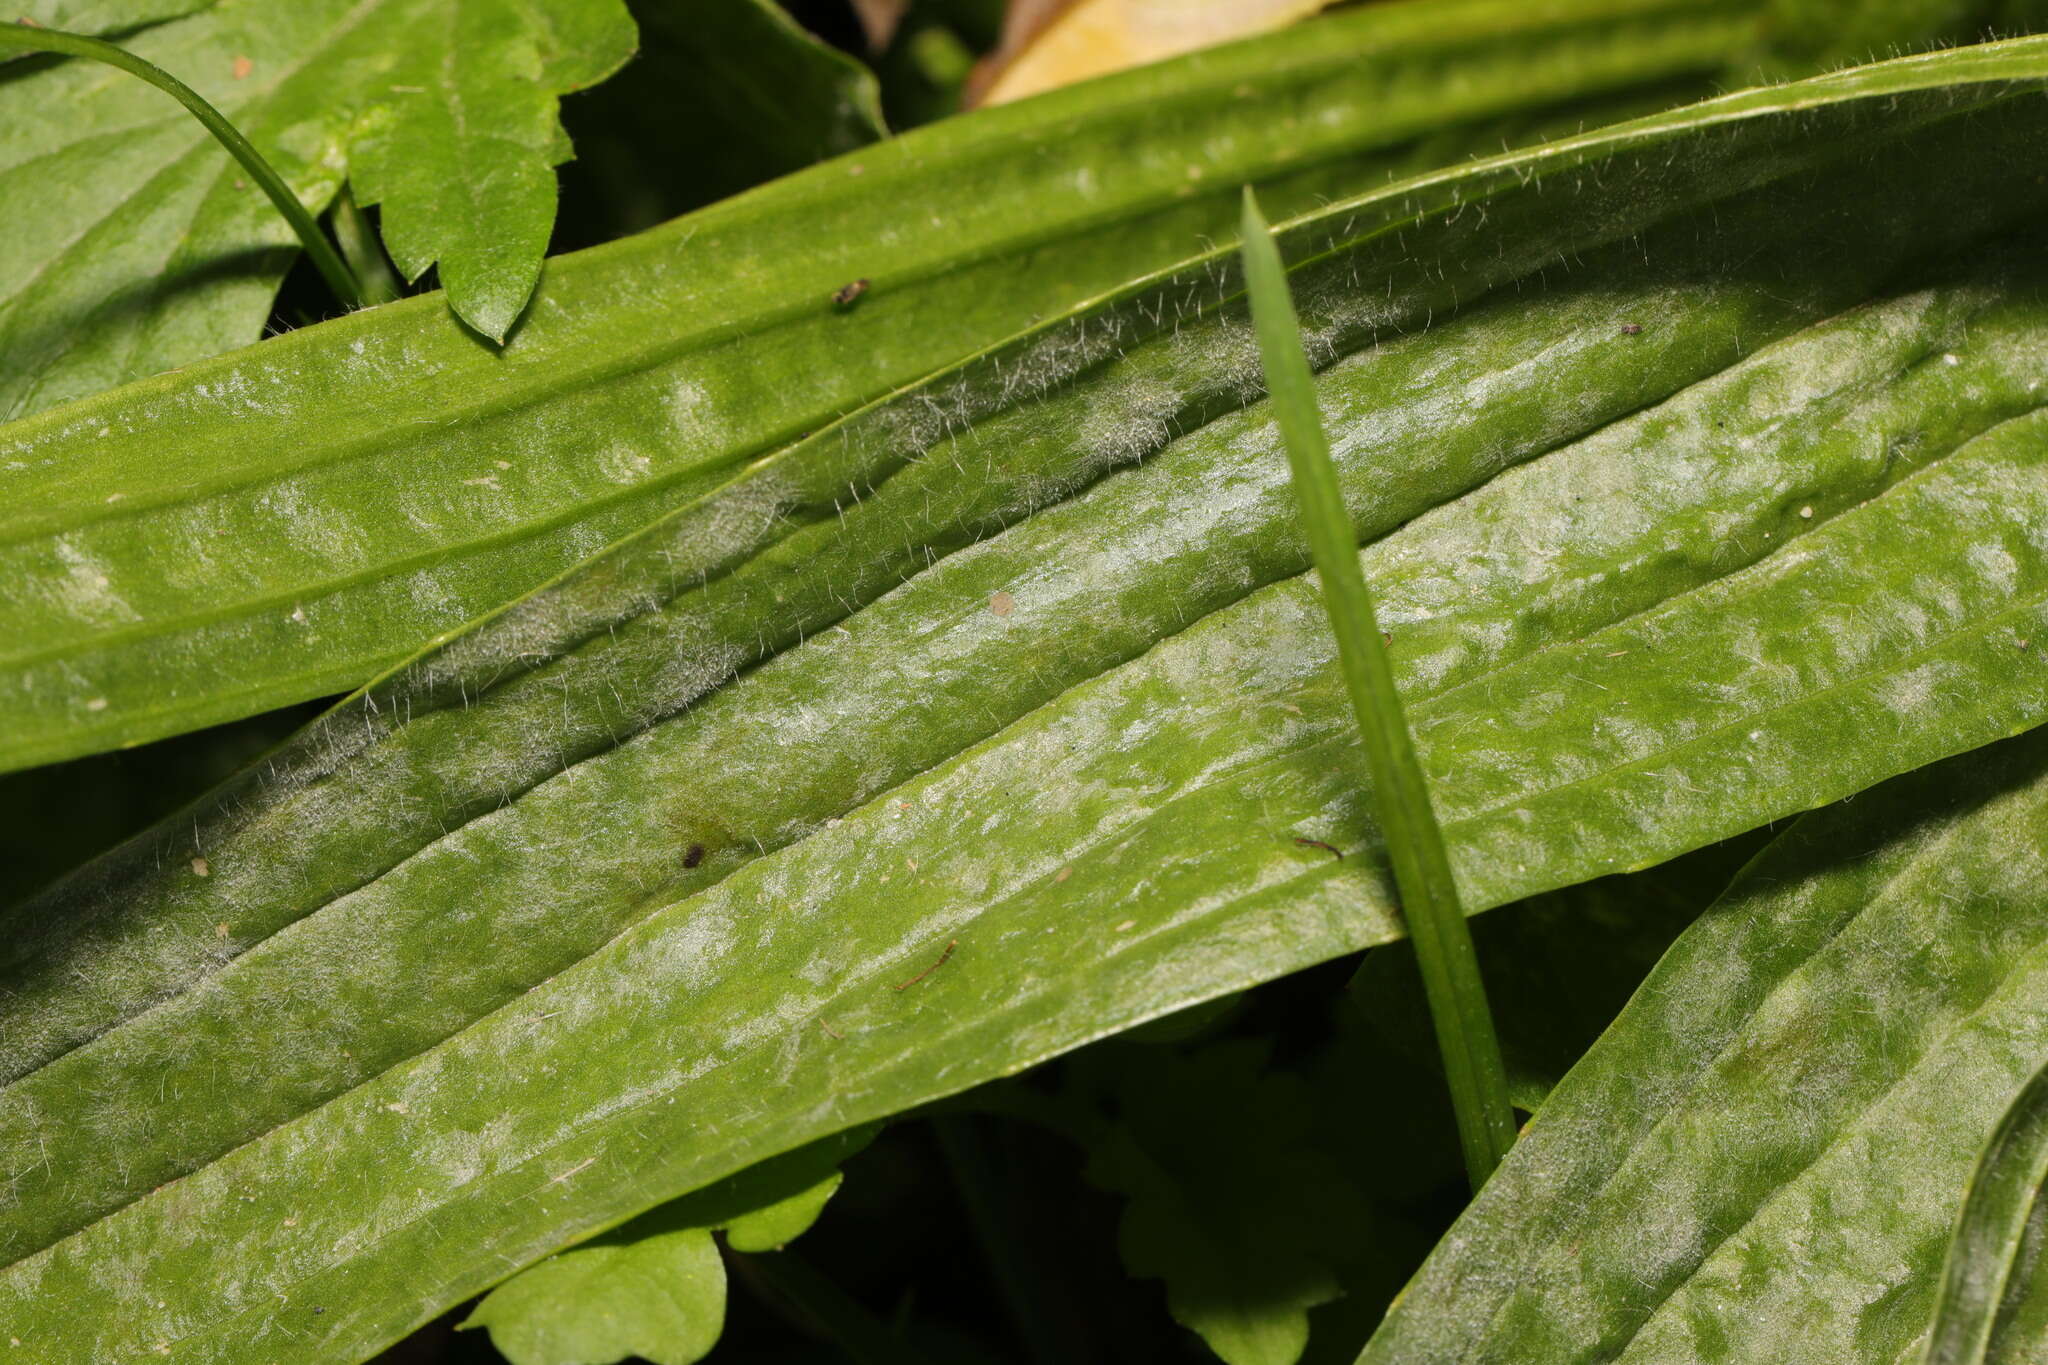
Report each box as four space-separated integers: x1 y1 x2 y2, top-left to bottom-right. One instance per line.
1924 1053 2048 1365
1360 725 2048 1365
462 1126 876 1365
0 0 1996 771
12 37 2048 1365
1356 833 1769 1112
0 0 635 412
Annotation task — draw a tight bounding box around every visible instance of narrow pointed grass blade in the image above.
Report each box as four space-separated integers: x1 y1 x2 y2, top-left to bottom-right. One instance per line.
1238 186 1515 1189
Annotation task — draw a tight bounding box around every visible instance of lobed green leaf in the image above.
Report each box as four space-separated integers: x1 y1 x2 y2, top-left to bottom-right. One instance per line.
0 0 635 409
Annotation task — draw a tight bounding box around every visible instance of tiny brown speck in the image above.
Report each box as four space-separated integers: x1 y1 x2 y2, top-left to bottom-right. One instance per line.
1620 323 1643 335
832 278 870 307
989 591 1015 617
683 843 705 869
1054 866 1072 883
191 856 210 876
215 922 230 940
232 54 253 79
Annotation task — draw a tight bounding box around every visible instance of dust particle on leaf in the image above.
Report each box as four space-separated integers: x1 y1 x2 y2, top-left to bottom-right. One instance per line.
191 857 211 877
683 843 705 869
1620 322 1643 335
989 591 1015 617
232 55 253 79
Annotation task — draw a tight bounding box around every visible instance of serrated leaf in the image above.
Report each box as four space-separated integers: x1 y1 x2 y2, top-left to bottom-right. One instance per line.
11 37 2048 1364
463 1127 875 1365
0 0 1969 770
0 0 634 416
343 0 637 341
1360 726 2048 1364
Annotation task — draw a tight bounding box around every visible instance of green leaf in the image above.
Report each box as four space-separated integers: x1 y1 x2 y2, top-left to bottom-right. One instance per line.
0 0 634 416
1925 1055 2048 1365
1084 1042 1372 1365
1241 183 1514 1190
463 1127 876 1365
342 0 638 341
0 0 1959 770
554 0 887 247
1360 725 2048 1364
0 23 367 310
12 38 2048 1364
464 1224 724 1365
1355 833 1769 1112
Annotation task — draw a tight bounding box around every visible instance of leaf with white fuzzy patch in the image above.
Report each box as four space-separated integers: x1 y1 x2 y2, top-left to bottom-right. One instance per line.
1361 729 2048 1364
13 37 2048 1365
0 0 1995 770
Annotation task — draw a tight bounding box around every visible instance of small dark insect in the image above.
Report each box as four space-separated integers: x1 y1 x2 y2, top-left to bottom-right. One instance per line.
683 843 705 869
832 278 871 308
1293 836 1344 860
1620 322 1644 335
893 939 958 991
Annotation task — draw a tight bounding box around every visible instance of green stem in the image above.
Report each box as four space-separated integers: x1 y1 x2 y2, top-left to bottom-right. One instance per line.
330 185 402 306
1 21 364 309
1237 186 1517 1192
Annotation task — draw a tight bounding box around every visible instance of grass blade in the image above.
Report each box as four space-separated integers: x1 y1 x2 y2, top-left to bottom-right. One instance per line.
1923 1054 2048 1364
1237 186 1516 1190
0 20 363 309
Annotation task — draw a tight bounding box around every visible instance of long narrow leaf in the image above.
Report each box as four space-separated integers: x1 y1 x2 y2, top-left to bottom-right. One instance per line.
0 0 1970 770
1360 726 2048 1363
1239 186 1514 1188
1923 1057 2048 1364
